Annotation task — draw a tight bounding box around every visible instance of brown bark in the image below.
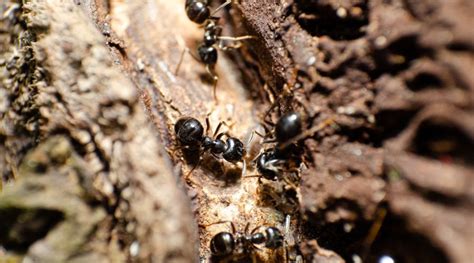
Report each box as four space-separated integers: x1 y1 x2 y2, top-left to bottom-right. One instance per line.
1 1 197 262
1 0 474 262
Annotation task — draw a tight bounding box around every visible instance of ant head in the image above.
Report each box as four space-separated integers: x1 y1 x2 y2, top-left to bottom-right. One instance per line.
275 112 302 143
175 117 204 145
185 0 210 24
210 232 235 256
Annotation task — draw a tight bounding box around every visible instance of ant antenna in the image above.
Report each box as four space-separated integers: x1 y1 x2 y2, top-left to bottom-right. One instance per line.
174 47 201 76
210 0 232 16
202 220 237 234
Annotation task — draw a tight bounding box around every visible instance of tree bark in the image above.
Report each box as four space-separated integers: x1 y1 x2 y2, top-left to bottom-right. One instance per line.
1 0 473 262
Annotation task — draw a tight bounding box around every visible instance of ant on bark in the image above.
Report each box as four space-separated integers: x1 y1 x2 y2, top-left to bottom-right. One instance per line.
247 79 335 211
205 220 284 262
177 0 255 101
204 216 302 262
174 116 248 184
251 111 334 181
251 71 336 182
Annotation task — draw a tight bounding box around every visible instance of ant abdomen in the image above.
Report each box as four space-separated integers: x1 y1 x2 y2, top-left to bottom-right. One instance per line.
174 117 246 171
210 232 235 256
264 227 284 248
222 137 245 163
198 44 218 65
209 223 284 258
275 112 302 144
185 0 210 24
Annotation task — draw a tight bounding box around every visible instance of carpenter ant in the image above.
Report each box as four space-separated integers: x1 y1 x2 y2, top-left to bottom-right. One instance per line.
248 113 334 213
185 0 231 25
253 112 306 180
207 221 284 260
253 111 334 180
198 19 254 100
177 0 255 101
174 116 246 181
269 111 303 145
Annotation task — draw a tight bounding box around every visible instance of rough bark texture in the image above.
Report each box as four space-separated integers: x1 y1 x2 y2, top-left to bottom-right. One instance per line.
1 1 197 262
1 0 473 262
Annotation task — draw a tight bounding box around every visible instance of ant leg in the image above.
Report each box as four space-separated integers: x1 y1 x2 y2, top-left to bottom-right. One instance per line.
206 65 219 102
215 132 232 141
241 159 247 178
184 157 203 187
242 174 261 179
211 0 231 16
218 35 256 42
213 121 225 138
174 47 188 76
263 138 278 144
282 175 298 190
254 130 266 139
219 41 242 51
218 35 256 51
205 117 212 135
244 222 251 235
250 225 266 235
262 83 276 105
201 220 235 233
230 221 237 235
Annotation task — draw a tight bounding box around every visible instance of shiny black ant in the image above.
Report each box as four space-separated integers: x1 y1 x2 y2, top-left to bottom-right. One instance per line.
248 112 334 212
177 0 255 101
174 116 247 182
207 221 284 260
252 112 303 181
185 0 230 25
254 112 335 180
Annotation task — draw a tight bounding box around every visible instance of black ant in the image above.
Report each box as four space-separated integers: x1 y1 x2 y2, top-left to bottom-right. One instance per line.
174 116 247 182
253 112 304 181
207 221 284 261
248 112 334 213
177 0 255 101
185 0 230 25
254 111 335 180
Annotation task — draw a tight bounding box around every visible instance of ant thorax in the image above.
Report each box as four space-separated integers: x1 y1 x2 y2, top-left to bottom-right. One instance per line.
233 233 254 255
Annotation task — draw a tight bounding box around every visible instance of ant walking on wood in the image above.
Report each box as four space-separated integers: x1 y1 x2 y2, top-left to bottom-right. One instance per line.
205 220 284 262
177 0 255 101
174 116 248 184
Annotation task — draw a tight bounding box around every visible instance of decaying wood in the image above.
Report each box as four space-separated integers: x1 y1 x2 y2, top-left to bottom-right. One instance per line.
1 0 474 262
